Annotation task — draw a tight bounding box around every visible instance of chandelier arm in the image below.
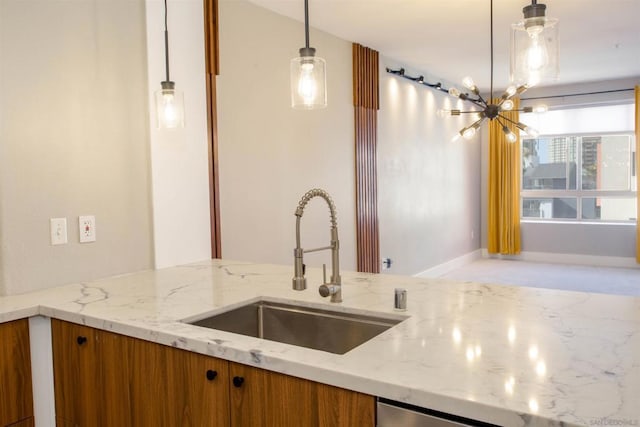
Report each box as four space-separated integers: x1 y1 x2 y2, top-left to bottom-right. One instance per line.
495 116 508 128
496 117 516 139
475 93 488 105
497 114 521 127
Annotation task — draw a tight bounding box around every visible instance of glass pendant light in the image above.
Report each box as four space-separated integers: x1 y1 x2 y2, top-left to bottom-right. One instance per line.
290 0 327 109
436 0 546 143
155 0 184 128
510 0 559 87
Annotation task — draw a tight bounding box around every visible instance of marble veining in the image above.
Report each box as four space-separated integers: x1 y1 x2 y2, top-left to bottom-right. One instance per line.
1 259 639 427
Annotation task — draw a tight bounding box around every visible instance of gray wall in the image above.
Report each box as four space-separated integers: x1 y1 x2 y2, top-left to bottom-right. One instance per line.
520 223 635 257
0 0 154 295
480 77 639 260
377 60 482 276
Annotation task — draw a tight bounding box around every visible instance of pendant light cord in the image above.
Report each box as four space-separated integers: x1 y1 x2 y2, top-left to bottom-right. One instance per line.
164 0 171 82
304 0 310 48
489 0 494 101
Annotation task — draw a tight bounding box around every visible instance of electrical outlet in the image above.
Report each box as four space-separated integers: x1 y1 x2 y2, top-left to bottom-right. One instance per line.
79 215 96 243
50 218 68 245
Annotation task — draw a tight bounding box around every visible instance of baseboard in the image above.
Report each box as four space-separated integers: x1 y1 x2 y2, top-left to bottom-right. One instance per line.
414 249 483 278
481 249 639 269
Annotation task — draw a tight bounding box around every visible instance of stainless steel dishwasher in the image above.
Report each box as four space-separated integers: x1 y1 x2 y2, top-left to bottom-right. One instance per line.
377 399 499 427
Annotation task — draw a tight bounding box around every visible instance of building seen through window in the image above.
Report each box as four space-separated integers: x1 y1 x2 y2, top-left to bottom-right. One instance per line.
521 132 636 221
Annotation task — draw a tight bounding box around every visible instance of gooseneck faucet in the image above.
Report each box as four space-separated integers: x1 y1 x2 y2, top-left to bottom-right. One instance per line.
292 188 342 303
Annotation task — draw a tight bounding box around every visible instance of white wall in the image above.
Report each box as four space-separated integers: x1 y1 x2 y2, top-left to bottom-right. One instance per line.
0 0 154 295
377 60 482 276
216 0 356 272
145 0 212 268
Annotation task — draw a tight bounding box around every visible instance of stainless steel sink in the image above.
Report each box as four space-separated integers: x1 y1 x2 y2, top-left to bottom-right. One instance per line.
185 299 406 355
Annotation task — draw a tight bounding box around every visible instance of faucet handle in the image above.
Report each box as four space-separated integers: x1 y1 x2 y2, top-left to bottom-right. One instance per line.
319 283 342 302
322 264 327 284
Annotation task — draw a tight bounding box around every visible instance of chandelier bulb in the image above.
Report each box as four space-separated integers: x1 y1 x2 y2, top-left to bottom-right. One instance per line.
448 87 461 98
436 109 450 118
505 85 517 97
501 100 515 111
462 76 473 86
533 104 548 113
462 76 478 93
524 126 540 137
462 127 476 139
503 126 517 143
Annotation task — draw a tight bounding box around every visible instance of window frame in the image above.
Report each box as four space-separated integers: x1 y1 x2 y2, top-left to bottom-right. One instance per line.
520 130 636 223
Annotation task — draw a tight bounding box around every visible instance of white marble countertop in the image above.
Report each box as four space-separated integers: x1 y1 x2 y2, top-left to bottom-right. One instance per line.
1 259 638 427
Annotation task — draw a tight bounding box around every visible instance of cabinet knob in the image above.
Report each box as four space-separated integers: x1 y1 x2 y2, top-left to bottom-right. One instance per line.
76 336 87 345
232 376 245 388
206 369 218 381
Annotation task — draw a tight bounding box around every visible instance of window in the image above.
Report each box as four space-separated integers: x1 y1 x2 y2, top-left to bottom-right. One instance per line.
521 134 636 221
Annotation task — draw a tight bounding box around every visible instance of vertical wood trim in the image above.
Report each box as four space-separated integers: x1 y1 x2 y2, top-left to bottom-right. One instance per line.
204 0 221 258
353 44 380 273
204 0 220 75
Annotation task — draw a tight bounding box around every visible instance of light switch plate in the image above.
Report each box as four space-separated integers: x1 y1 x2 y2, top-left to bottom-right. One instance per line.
79 215 96 243
50 218 68 245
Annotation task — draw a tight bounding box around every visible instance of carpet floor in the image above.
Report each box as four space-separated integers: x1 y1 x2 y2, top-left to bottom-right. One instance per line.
439 258 640 297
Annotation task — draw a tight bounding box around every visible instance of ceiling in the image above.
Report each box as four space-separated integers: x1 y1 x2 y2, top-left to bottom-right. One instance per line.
247 0 640 93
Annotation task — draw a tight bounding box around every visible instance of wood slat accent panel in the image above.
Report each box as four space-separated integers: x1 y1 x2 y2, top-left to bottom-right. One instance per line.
353 44 380 273
352 44 379 109
204 0 222 258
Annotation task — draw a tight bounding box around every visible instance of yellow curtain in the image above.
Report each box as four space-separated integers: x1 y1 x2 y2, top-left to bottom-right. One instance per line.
635 86 639 263
488 98 521 255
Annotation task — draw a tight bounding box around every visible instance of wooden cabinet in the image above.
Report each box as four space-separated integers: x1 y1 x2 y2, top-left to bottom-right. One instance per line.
5 418 34 427
229 362 375 426
0 319 34 427
128 336 230 426
51 320 374 427
52 320 133 426
51 321 101 426
52 319 229 426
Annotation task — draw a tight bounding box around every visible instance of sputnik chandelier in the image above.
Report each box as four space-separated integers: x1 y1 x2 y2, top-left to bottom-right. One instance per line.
387 0 557 142
442 78 539 142
442 0 556 141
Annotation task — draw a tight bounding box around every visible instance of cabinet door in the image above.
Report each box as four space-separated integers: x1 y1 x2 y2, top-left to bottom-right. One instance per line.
128 336 231 426
128 336 169 425
165 347 230 426
52 321 133 426
229 362 375 427
51 320 100 426
97 330 132 426
0 319 34 427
